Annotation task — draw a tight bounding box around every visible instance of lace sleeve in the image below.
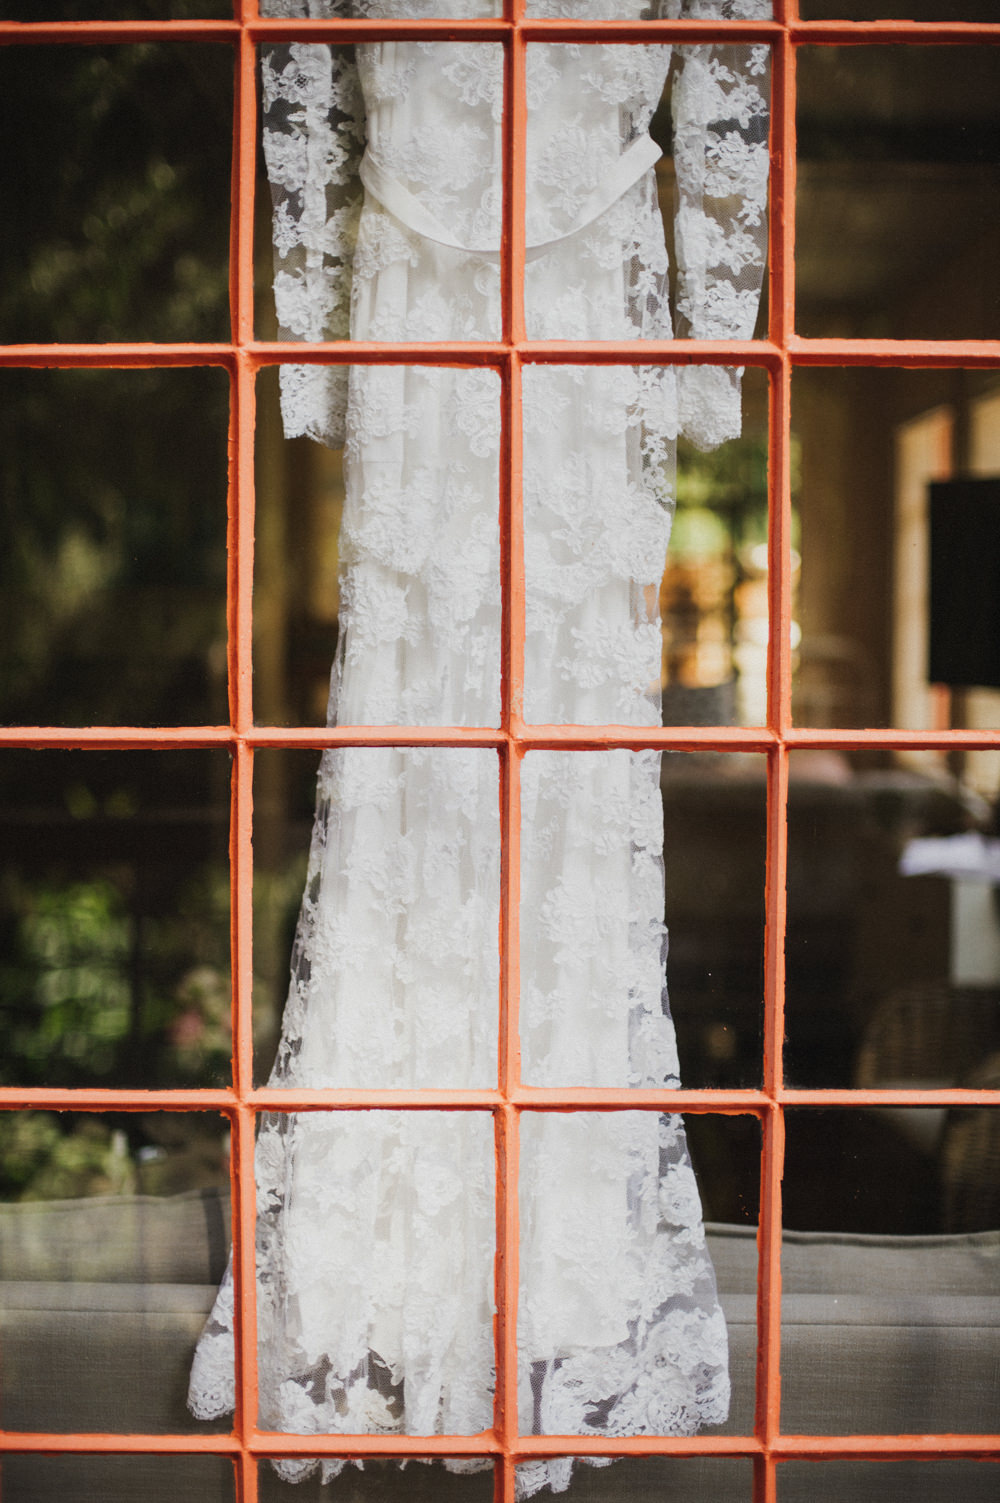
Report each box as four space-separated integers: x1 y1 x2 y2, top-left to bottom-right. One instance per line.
261 0 366 448
671 0 771 451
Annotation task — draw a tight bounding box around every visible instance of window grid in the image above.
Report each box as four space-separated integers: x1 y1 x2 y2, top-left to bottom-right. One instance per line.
2 3 1000 1502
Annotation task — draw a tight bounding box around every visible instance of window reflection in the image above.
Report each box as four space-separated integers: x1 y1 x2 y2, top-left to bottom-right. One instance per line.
0 368 229 729
782 1110 1000 1437
796 46 1000 341
784 745 1000 1091
0 1112 230 1435
0 750 231 1090
778 1461 1000 1503
0 44 231 342
0 1455 235 1503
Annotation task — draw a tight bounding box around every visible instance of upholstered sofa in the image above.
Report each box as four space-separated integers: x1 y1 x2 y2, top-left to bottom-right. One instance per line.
1 1191 997 1502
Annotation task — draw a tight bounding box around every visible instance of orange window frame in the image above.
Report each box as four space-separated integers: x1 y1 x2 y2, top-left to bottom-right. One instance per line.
2 3 1000 1501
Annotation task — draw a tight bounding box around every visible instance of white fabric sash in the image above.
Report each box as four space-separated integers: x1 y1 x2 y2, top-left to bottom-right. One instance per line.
359 133 662 261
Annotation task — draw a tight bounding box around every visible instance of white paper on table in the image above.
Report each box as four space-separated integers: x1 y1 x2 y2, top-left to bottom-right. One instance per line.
900 832 1000 882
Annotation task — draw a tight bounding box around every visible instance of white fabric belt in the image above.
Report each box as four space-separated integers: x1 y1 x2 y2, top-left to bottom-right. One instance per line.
359 134 662 262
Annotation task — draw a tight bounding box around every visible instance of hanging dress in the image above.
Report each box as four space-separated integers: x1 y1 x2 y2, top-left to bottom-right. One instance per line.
188 1 770 1496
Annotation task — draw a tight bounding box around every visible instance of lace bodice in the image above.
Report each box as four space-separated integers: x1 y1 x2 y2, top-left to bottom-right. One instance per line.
262 0 770 448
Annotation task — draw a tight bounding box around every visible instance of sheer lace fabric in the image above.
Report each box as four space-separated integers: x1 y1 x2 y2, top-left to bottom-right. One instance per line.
189 0 770 1495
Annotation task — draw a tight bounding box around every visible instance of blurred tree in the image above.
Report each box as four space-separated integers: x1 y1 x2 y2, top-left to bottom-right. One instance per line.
0 38 232 343
0 34 245 1192
0 366 229 727
0 34 234 727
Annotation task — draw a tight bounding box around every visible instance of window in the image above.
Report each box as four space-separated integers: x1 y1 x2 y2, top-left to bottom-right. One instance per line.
1 3 999 1501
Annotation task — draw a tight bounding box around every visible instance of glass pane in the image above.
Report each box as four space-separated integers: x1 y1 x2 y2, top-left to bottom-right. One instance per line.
0 368 228 728
779 1461 1000 1503
0 749 231 1090
252 747 314 1086
253 365 501 728
796 47 1000 340
520 750 764 1091
516 1457 752 1501
0 46 231 342
800 0 998 18
0 1454 235 1503
521 366 769 730
687 1113 761 1237
781 1108 1000 1434
784 746 1000 1089
8 2 229 16
792 367 1000 731
669 370 771 731
258 1459 494 1501
689 1121 760 1437
227 1111 496 1436
0 1111 230 1433
518 1112 757 1441
253 747 500 1089
663 755 766 1090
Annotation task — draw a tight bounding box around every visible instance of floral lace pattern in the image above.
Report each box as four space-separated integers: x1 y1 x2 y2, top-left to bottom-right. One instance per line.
189 0 770 1495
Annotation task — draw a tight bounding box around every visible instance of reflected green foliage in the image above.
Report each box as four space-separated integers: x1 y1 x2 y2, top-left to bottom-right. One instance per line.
0 840 233 1198
0 879 132 1078
0 744 280 1198
0 1110 229 1203
676 434 773 549
0 868 232 1092
0 1113 137 1202
0 750 232 1109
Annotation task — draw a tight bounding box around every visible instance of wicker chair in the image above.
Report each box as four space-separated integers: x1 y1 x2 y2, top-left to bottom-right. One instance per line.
854 983 1000 1089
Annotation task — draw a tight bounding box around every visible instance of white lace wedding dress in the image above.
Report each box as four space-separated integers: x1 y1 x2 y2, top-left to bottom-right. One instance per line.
188 1 770 1495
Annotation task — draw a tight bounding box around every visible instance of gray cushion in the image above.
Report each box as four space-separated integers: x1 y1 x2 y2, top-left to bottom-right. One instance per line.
709 1223 1000 1436
1 1199 997 1502
0 1455 234 1503
709 1220 1000 1295
0 1282 224 1434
